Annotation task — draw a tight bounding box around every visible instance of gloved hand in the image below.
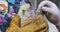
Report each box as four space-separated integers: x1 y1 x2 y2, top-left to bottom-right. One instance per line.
38 1 60 31
38 1 60 15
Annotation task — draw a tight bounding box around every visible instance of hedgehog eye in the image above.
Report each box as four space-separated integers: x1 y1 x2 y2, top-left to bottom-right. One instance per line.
23 10 25 15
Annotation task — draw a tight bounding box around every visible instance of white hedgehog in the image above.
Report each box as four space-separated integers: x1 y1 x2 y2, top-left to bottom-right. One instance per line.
18 3 32 23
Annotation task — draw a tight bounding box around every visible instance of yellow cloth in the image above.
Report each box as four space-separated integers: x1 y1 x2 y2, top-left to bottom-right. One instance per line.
6 15 48 32
6 16 20 32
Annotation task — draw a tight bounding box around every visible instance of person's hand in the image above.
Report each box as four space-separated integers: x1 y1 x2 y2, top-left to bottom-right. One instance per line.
38 1 60 31
38 1 60 15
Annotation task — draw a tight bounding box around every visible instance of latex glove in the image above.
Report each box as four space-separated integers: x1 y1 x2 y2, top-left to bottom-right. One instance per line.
38 1 60 24
38 1 60 15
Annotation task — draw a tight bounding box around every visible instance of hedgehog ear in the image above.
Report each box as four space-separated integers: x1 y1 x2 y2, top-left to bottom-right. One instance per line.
25 0 31 6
